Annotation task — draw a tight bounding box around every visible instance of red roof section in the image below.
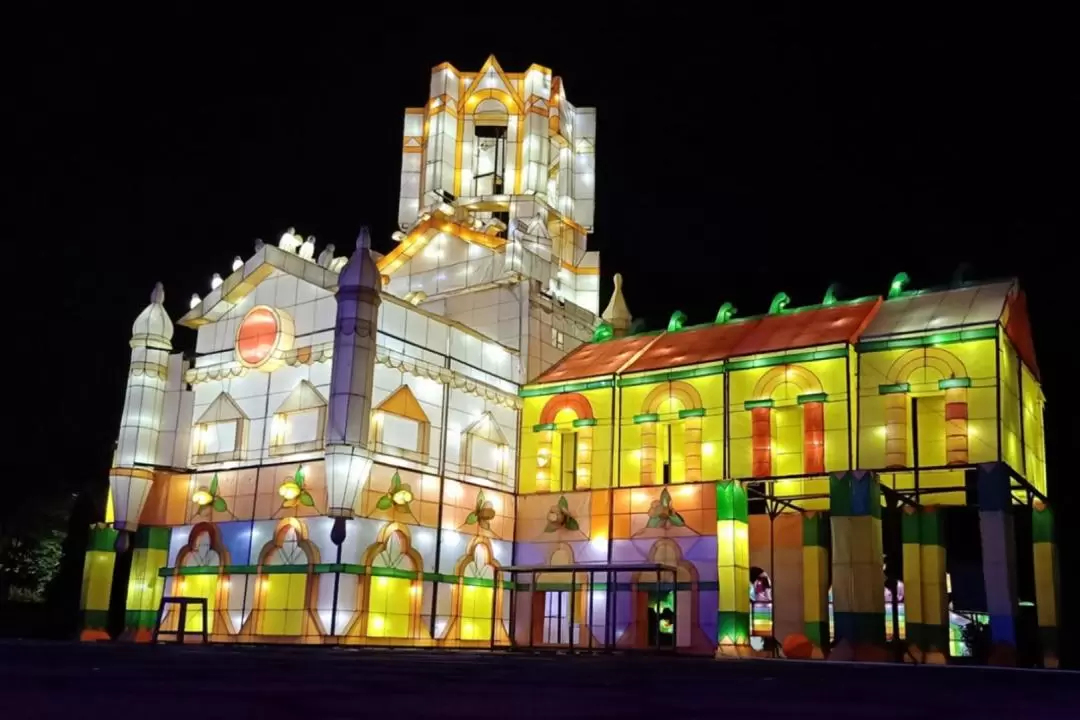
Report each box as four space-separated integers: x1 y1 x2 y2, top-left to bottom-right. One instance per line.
1003 289 1040 380
622 299 881 376
532 333 660 384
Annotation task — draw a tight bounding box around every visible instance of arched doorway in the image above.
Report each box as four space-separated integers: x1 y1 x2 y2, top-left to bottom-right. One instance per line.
164 523 230 636
243 518 320 640
360 524 424 641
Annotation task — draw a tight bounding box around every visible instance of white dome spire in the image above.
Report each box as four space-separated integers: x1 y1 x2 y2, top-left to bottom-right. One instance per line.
131 282 174 350
601 273 632 337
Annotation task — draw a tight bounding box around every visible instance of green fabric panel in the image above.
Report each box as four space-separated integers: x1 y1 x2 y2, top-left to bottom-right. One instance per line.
82 609 110 630
797 392 828 404
124 609 158 630
716 481 748 522
901 509 921 544
87 527 119 553
717 611 751 643
724 347 847 372
133 526 172 551
920 506 943 547
829 472 852 517
804 621 829 649
1033 504 1055 544
802 512 828 547
878 383 911 395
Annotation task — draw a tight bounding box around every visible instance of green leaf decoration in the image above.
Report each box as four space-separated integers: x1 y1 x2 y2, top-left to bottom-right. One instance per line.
564 516 579 532
299 491 315 507
209 473 219 496
391 472 402 491
476 490 486 510
660 488 671 508
465 512 478 525
646 516 662 529
669 513 686 527
376 495 394 511
212 496 227 513
295 467 305 489
558 496 569 511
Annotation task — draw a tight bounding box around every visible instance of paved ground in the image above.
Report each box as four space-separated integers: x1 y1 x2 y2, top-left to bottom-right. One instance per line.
1 642 1076 718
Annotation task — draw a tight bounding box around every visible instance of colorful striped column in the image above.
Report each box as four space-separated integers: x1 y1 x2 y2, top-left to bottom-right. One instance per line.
751 408 771 477
802 510 829 657
802 402 825 474
906 505 949 663
977 462 1018 664
901 506 923 659
919 506 948 663
1032 500 1060 668
123 526 172 642
829 471 885 656
80 525 119 641
716 480 750 656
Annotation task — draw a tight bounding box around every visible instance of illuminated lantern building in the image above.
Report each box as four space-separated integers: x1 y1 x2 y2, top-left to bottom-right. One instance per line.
79 58 1057 666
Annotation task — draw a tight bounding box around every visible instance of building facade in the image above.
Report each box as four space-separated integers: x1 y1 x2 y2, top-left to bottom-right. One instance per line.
80 58 1057 666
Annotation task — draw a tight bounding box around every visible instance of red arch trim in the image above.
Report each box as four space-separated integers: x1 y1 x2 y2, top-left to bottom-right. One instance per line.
539 392 595 425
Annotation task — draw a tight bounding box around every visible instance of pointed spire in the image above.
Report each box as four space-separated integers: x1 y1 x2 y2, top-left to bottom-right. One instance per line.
601 272 632 337
132 282 174 349
150 282 165 305
337 226 380 293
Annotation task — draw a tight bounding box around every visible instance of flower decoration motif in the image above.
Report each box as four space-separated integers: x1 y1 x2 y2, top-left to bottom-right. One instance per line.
543 495 579 533
464 490 497 533
646 488 685 529
279 466 315 509
193 473 230 516
376 471 414 512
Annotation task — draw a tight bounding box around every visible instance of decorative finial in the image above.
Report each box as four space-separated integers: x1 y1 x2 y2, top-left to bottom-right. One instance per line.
254 238 265 251
823 283 840 306
715 302 736 324
592 322 614 343
667 310 688 332
888 272 910 299
150 282 165 305
189 293 201 309
299 235 316 260
279 227 301 253
355 226 372 252
601 272 633 338
210 273 223 290
232 256 243 272
769 292 791 315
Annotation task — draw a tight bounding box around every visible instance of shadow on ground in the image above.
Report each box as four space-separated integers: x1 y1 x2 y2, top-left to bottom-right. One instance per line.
1 641 1076 718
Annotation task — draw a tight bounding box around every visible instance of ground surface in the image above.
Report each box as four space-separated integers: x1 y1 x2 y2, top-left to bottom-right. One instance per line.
1 642 1076 718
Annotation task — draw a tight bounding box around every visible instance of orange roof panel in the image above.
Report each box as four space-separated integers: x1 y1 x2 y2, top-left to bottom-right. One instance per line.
727 300 881 357
533 334 660 384
621 321 760 374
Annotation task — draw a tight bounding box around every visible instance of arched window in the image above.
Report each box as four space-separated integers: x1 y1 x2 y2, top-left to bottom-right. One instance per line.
638 382 705 485
192 392 248 464
535 393 595 492
882 348 970 468
749 365 826 478
363 527 423 640
460 412 510 483
251 519 318 637
269 380 327 456
454 539 500 642
168 524 228 634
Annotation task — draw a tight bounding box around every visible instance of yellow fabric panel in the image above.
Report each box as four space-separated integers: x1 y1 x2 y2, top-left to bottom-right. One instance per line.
824 401 849 470
701 416 723 479
105 492 115 525
127 547 167 614
953 338 996 380
921 545 946 624
1033 543 1057 626
832 516 884 615
367 576 413 638
999 334 1024 471
181 575 218 633
773 406 803 476
968 387 998 463
803 546 829 621
717 520 749 613
82 551 115 611
460 585 494 640
902 544 924 625
915 395 946 467
858 396 887 469
377 384 430 423
258 575 306 636
1021 365 1047 495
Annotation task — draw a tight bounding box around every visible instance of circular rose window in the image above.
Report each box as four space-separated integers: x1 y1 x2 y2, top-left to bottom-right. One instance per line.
235 306 294 371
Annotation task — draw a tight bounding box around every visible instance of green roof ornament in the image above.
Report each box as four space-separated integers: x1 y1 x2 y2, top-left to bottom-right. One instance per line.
888 272 910 299
769 292 791 315
715 302 737 324
592 322 614 343
667 310 688 332
823 283 840 306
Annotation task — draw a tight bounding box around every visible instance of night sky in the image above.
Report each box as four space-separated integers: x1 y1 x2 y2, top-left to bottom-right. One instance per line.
14 6 1077 652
